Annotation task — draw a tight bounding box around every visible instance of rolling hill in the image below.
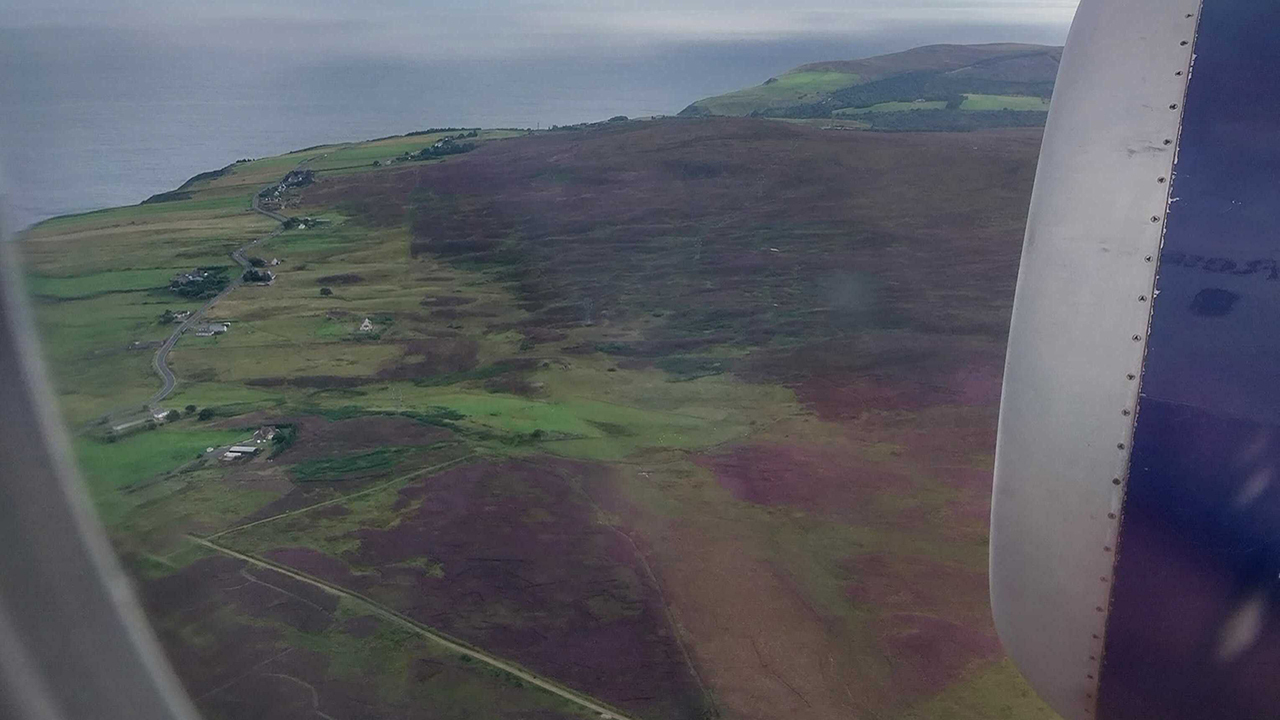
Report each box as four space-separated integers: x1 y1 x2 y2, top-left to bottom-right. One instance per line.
681 43 1062 130
21 118 1060 719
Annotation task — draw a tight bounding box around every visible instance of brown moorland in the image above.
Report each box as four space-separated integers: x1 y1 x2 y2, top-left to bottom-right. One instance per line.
37 116 1057 720
287 117 1045 718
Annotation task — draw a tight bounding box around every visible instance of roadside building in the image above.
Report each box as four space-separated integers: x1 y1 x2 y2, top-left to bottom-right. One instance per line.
193 323 229 337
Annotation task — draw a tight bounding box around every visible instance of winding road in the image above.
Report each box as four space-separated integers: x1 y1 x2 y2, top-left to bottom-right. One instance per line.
91 167 305 431
146 189 291 408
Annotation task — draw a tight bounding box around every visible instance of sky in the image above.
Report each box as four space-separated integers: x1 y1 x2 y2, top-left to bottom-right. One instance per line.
1 0 1077 61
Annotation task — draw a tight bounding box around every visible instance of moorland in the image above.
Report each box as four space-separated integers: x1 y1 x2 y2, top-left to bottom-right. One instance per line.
22 72 1058 720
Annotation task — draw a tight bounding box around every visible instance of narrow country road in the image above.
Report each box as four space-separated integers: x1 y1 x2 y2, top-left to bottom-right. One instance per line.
186 535 634 720
90 161 313 430
145 184 292 408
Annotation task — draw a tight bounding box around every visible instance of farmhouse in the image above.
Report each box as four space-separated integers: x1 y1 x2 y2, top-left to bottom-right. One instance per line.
359 317 375 333
193 323 228 337
170 268 210 286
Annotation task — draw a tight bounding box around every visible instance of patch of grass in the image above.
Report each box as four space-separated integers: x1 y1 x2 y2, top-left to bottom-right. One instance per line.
113 468 284 553
73 428 247 524
291 446 417 481
691 71 862 115
960 93 1050 111
74 428 245 490
654 355 729 381
896 659 1059 720
835 100 947 114
25 268 180 298
279 601 598 718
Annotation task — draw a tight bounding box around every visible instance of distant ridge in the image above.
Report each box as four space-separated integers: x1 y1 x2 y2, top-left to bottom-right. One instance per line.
680 43 1062 131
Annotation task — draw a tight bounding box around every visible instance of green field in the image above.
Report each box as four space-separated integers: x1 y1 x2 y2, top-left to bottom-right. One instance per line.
836 100 948 115
687 70 861 115
960 94 1051 111
682 44 1059 121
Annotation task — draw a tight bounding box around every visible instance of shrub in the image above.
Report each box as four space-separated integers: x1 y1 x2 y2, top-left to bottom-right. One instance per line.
184 404 197 415
269 424 298 458
197 408 214 421
165 410 181 422
320 287 333 296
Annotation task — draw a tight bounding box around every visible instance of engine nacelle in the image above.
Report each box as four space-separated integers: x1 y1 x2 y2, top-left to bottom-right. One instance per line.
991 1 1280 719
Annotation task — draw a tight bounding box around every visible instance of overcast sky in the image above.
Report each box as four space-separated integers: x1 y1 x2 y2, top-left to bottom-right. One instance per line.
2 0 1077 60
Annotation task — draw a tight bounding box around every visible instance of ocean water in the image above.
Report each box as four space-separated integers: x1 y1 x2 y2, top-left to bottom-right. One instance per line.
0 24 1067 231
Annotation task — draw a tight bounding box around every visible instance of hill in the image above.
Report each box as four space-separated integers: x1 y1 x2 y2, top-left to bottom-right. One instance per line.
681 43 1061 130
21 119 1059 720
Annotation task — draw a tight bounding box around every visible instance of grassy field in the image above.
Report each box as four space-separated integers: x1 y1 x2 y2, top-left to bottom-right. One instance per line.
683 44 1059 120
960 94 1051 111
21 118 1058 720
836 100 948 114
688 70 861 115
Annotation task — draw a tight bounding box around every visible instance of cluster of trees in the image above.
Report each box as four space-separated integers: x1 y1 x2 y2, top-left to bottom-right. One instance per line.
405 127 480 137
101 404 213 443
270 424 298 457
242 268 273 283
169 267 229 299
247 256 266 267
411 138 477 161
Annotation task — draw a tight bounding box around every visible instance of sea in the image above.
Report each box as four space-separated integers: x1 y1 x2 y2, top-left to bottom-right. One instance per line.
0 23 1068 231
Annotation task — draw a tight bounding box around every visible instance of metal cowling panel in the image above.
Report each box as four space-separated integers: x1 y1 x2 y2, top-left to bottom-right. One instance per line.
990 0 1199 718
1099 1 1280 718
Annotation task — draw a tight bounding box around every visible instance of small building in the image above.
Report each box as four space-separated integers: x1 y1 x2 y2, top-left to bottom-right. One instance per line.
253 426 278 442
194 323 229 337
220 451 244 462
172 310 192 323
151 408 170 422
358 317 375 333
228 445 261 455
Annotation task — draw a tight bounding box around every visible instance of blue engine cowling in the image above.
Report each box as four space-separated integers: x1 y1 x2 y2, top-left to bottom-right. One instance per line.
991 1 1280 718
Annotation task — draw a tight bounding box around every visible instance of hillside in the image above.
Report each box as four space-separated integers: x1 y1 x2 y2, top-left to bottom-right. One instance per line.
21 119 1058 720
681 43 1061 130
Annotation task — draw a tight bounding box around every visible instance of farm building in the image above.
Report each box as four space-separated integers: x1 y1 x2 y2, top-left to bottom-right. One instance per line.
228 445 261 455
193 323 228 337
359 317 375 333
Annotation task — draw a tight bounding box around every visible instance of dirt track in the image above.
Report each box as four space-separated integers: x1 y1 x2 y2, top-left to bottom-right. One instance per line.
186 534 636 720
